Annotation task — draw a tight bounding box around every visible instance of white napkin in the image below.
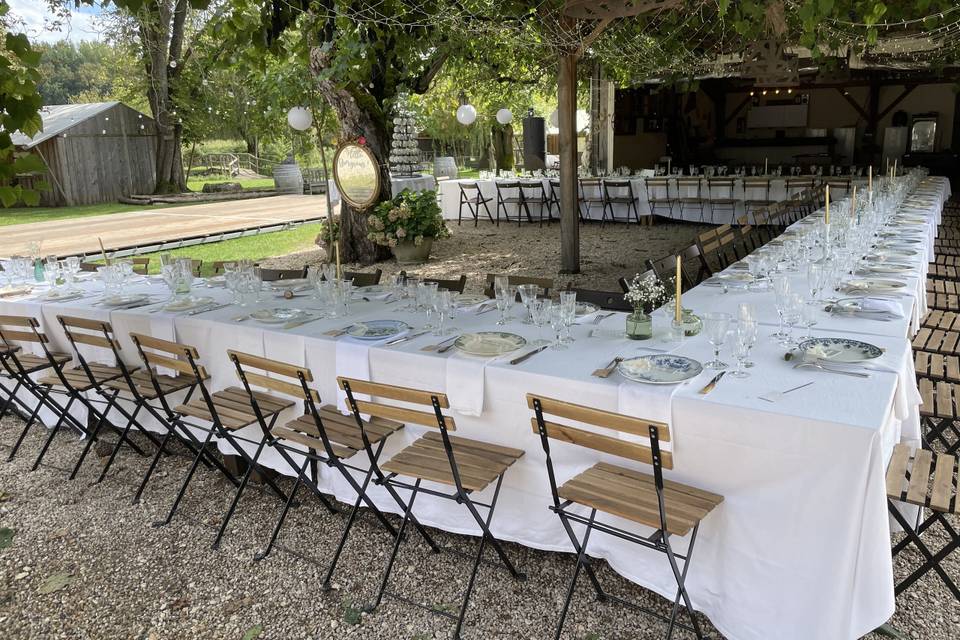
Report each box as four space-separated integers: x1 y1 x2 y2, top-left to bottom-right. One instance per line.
858 298 904 318
446 353 490 416
335 338 373 412
616 377 690 445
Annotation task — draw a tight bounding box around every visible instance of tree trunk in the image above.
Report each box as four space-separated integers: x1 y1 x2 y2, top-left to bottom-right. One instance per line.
154 123 186 193
311 47 391 265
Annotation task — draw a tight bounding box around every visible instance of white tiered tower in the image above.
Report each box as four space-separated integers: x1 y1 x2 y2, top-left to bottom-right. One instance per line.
389 97 420 177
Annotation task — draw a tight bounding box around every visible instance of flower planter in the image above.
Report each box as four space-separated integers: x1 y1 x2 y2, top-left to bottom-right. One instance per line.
392 238 433 264
625 311 653 340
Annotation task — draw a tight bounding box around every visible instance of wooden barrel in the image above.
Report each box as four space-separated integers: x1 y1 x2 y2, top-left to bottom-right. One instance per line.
273 163 304 194
433 156 458 180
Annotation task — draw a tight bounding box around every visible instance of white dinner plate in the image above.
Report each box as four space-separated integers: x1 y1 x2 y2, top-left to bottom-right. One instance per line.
843 278 906 293
250 308 308 324
101 293 149 307
163 296 214 312
454 332 526 357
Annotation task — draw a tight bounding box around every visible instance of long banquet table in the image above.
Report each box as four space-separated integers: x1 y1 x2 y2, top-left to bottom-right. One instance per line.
0 176 950 640
438 175 870 224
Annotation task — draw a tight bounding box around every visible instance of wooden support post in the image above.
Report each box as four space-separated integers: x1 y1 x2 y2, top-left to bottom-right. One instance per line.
558 52 580 274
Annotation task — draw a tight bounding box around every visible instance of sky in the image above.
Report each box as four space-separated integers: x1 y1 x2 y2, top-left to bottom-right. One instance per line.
7 0 102 43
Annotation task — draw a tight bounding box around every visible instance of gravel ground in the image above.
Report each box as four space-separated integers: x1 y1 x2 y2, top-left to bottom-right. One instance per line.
261 219 713 294
0 416 958 640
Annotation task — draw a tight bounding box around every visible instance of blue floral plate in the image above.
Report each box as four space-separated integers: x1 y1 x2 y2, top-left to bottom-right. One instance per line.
797 337 883 362
618 354 703 385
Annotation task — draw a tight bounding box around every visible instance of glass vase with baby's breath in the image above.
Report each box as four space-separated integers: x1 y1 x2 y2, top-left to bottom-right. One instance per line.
622 272 670 340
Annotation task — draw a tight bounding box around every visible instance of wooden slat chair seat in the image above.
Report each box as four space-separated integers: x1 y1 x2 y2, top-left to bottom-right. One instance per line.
103 369 196 400
273 406 403 460
912 327 960 355
343 269 382 287
10 351 71 374
922 310 960 332
885 444 960 600
918 378 960 454
915 351 960 384
38 362 128 391
382 431 523 493
928 263 960 280
174 386 293 430
558 461 722 537
528 393 721 638
927 278 960 295
927 291 960 312
338 376 525 637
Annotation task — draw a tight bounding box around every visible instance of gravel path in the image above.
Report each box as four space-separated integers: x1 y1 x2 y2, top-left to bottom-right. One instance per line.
262 220 713 294
1 416 957 639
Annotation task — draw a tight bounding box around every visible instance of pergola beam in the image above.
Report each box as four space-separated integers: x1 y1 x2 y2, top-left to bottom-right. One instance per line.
558 49 579 273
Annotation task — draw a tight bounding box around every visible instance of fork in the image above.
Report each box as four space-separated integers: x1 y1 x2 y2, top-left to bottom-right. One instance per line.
422 334 459 352
591 356 622 378
592 312 616 325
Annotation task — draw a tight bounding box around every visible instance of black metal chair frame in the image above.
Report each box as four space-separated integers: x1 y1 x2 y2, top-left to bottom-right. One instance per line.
707 178 739 226
547 179 562 221
457 182 494 226
644 178 674 219
601 179 641 226
578 178 604 222
227 351 438 588
531 397 706 640
495 181 531 226
518 180 549 227
142 344 291 548
676 178 707 223
340 378 525 639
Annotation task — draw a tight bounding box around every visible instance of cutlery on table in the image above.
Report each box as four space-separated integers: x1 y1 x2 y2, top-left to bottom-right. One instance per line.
758 381 814 403
385 330 430 346
324 324 355 337
510 344 550 365
698 371 727 395
422 334 459 352
232 314 251 322
592 312 616 325
792 361 870 377
592 356 622 378
186 303 232 316
476 305 496 316
437 336 463 354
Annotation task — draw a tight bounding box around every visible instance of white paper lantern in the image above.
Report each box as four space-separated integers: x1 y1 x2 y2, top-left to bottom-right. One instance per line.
456 104 477 126
287 106 313 131
496 108 513 125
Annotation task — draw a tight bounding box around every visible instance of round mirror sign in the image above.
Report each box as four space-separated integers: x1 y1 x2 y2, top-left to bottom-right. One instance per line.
333 143 381 210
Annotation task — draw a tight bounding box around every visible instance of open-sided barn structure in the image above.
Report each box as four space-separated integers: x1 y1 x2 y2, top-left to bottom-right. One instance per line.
12 102 157 206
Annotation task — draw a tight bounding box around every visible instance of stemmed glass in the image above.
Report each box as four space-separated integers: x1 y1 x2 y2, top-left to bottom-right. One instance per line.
530 299 551 346
517 284 540 324
702 311 731 369
737 303 756 368
806 262 824 302
800 298 818 341
771 274 791 341
559 290 577 344
731 319 757 378
432 289 454 336
549 306 568 350
781 293 803 348
417 281 438 328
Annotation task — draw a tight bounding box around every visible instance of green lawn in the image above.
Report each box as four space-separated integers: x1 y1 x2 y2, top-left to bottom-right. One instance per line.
186 175 275 192
128 224 320 276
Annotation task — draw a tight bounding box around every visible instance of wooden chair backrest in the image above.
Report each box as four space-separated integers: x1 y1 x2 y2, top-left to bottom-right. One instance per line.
131 257 150 275
401 271 467 294
58 315 120 351
645 254 690 291
260 267 307 282
707 177 735 189
742 177 770 189
343 269 382 287
228 349 319 402
130 333 208 380
679 243 712 283
0 315 47 345
565 286 632 312
337 377 455 430
459 181 481 192
676 177 702 190
80 262 100 272
484 273 554 298
527 394 672 468
786 178 815 189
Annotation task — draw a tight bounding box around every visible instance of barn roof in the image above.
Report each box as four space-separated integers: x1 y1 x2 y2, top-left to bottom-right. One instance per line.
11 102 133 149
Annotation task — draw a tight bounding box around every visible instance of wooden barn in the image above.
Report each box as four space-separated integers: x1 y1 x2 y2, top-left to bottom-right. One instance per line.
11 102 158 206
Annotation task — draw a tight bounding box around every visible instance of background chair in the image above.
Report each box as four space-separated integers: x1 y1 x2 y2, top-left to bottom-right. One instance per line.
457 181 494 226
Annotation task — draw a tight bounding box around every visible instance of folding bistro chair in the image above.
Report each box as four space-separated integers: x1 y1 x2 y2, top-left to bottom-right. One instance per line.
563 286 632 312
518 180 549 226
32 316 161 478
0 316 73 460
483 273 554 298
546 178 562 221
143 341 295 545
646 253 696 292
339 376 525 638
457 181 494 226
260 267 308 281
706 177 739 225
676 177 707 222
528 394 722 639
343 269 382 287
126 332 243 504
495 181 529 226
885 444 960 601
578 178 604 222
399 271 468 294
601 179 642 226
742 177 773 215
644 177 674 219
917 374 960 455
226 351 440 586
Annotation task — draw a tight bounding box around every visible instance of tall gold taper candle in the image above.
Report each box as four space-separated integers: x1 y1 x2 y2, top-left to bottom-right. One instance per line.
893 158 897 177
825 184 830 225
334 241 341 280
764 158 768 175
674 254 682 323
868 164 872 202
851 184 857 223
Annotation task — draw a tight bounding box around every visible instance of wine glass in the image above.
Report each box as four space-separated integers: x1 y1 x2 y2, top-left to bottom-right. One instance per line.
781 293 803 348
559 290 576 344
731 319 757 378
806 262 824 302
494 285 513 326
432 289 453 336
737 303 756 367
771 274 791 341
800 298 819 341
702 311 731 369
549 306 567 350
517 284 540 324
530 299 551 346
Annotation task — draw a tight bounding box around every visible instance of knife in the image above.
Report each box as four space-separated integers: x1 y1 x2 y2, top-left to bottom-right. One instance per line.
385 330 430 346
510 344 549 365
697 371 727 395
283 316 324 330
186 303 232 316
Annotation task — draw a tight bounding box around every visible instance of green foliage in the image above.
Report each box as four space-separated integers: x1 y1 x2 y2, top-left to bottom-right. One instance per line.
0 2 44 207
368 189 449 248
36 40 147 111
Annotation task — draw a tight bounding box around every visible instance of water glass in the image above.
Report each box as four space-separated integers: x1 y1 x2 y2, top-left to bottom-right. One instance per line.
530 299 551 346
517 284 540 324
417 281 438 327
806 262 824 301
494 286 513 326
781 293 803 348
771 274 791 341
732 319 757 378
549 306 567 350
432 289 454 336
801 299 818 341
702 311 731 369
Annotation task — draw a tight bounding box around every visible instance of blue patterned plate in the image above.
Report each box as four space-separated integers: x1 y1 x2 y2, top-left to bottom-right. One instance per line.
618 354 703 385
347 319 409 340
798 337 883 362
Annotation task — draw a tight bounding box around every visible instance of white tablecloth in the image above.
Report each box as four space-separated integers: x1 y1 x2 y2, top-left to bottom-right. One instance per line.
1 175 950 640
438 176 870 224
